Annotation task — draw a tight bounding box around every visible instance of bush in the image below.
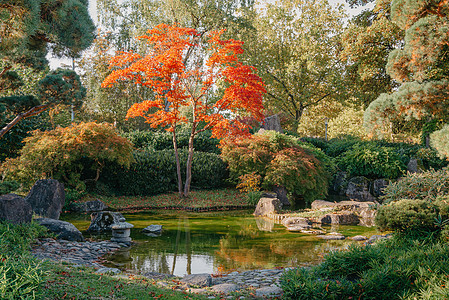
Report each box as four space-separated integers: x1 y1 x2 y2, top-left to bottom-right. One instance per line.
280 235 449 300
337 143 406 179
375 199 439 233
122 129 220 153
221 131 331 205
100 149 228 196
0 180 19 195
430 124 449 160
381 168 449 203
324 136 363 157
2 122 134 189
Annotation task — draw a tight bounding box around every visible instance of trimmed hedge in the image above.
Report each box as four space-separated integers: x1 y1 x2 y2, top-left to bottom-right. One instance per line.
100 149 228 196
121 130 220 154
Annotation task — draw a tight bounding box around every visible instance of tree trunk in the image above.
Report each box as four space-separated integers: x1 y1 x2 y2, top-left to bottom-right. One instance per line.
183 127 196 197
0 103 51 139
172 129 183 198
290 108 304 133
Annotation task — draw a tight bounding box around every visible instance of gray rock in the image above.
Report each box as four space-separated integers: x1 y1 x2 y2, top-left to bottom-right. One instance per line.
317 234 346 240
211 283 239 294
328 211 359 225
330 171 348 196
254 198 282 217
181 274 212 287
86 211 124 233
75 199 108 213
351 235 368 241
281 217 311 227
25 179 65 219
272 185 290 206
0 194 32 224
255 286 283 298
311 200 337 210
142 225 163 235
95 267 121 274
407 158 425 174
370 179 389 198
36 218 84 241
346 176 376 202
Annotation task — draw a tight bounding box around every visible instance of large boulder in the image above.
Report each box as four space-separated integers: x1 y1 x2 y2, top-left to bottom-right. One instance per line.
310 200 377 226
86 211 124 233
272 185 290 206
261 115 283 133
25 179 65 219
330 171 348 196
0 194 33 224
254 197 282 217
181 274 212 287
370 179 389 198
36 218 84 241
407 158 425 174
345 176 376 202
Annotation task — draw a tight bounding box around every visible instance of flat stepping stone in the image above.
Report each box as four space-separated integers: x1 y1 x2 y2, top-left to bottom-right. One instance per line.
255 286 283 298
211 283 240 294
95 267 121 274
351 235 368 241
317 234 346 240
181 274 212 287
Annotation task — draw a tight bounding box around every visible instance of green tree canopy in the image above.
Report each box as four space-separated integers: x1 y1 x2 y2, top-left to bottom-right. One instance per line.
242 0 346 132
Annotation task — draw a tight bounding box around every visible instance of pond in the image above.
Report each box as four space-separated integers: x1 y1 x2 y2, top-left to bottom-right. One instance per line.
62 210 380 277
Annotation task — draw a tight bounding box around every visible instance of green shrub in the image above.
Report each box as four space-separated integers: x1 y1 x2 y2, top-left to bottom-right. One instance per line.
0 221 49 256
381 168 449 203
0 180 19 195
100 149 228 196
375 199 439 233
281 235 449 300
430 124 449 160
122 129 220 153
337 143 406 179
324 136 363 157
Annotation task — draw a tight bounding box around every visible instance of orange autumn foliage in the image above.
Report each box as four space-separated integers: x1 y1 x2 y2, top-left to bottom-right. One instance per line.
101 23 266 139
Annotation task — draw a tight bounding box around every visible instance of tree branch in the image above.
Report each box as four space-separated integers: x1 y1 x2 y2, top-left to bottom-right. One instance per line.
0 103 51 139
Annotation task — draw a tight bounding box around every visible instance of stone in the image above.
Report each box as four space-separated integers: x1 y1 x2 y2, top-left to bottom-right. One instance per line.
261 115 283 133
36 218 84 242
317 234 345 240
254 198 282 217
111 217 134 243
95 267 121 274
0 193 32 224
327 211 359 225
281 217 311 227
407 158 425 174
25 179 65 219
86 211 124 233
211 283 239 294
75 199 108 213
255 286 283 298
351 235 368 241
370 179 389 198
330 171 348 196
311 200 337 210
142 225 163 235
286 224 311 232
272 186 290 206
181 274 213 287
345 176 376 202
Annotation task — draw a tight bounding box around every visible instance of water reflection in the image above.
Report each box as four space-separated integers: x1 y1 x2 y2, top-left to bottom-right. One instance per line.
63 210 379 277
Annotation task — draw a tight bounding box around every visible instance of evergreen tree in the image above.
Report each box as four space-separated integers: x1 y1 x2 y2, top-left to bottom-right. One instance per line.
364 0 449 140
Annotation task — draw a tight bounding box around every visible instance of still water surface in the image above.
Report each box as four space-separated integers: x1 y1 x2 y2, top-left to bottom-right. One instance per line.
63 210 380 277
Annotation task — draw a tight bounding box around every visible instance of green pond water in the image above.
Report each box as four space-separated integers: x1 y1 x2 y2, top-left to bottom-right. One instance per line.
62 210 380 277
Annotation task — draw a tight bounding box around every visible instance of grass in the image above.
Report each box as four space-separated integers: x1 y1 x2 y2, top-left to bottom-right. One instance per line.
77 188 252 212
40 263 207 300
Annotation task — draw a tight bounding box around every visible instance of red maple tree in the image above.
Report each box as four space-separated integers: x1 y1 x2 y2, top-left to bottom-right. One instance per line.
102 24 266 197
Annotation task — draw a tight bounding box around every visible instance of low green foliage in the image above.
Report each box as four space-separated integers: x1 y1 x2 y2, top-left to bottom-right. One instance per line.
337 143 406 179
381 168 449 203
281 235 449 300
430 124 449 160
0 180 19 195
375 199 439 234
101 149 228 196
0 221 48 255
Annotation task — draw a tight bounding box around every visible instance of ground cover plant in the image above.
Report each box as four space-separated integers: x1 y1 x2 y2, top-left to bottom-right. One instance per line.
74 188 250 212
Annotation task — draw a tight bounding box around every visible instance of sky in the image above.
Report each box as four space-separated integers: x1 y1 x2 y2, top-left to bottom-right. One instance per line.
48 0 374 69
